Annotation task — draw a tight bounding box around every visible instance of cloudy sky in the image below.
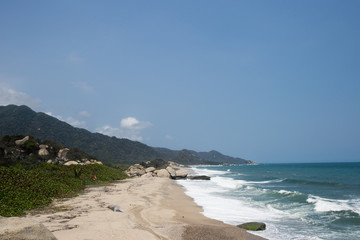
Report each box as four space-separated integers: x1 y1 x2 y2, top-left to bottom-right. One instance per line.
1 1 359 163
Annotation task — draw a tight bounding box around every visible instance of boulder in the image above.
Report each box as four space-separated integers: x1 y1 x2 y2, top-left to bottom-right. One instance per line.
15 136 29 146
174 169 189 179
126 164 146 177
156 169 170 178
0 217 57 240
108 204 123 212
38 148 49 156
187 175 211 180
236 222 266 231
141 172 153 178
58 148 69 160
64 161 79 166
166 166 176 178
39 145 48 149
145 167 156 173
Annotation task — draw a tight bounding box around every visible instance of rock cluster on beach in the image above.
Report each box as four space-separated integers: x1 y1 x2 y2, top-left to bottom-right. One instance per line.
1 135 103 166
125 161 198 180
46 147 103 166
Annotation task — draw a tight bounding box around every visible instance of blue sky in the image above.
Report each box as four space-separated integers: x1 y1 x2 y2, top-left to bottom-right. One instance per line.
1 0 359 163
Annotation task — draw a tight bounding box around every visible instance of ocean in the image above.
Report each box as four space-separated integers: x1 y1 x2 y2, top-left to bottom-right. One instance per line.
178 162 360 240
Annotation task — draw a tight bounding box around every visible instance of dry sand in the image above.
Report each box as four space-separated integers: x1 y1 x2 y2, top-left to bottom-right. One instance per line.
26 177 266 240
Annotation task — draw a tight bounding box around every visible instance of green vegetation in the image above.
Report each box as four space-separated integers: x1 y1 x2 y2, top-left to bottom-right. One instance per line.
0 163 127 217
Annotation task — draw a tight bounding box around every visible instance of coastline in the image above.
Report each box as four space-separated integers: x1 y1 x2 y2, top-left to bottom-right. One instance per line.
24 176 266 240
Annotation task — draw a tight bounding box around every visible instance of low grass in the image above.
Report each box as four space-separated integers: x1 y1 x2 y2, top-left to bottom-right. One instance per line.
0 163 127 217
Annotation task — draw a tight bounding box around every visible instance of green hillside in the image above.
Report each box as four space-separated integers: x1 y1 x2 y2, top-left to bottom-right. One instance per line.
0 105 254 165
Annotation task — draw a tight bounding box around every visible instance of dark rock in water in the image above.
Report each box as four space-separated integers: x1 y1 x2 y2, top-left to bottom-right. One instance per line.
237 222 266 231
187 175 211 180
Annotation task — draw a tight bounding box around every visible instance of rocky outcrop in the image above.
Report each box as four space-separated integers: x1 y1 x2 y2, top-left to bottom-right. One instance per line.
57 148 69 161
166 166 176 178
125 161 192 179
156 169 170 178
187 175 211 180
64 160 79 166
141 172 153 178
38 145 49 156
174 169 189 179
14 136 29 146
2 136 103 167
125 164 146 177
145 167 156 173
237 222 266 231
0 217 57 240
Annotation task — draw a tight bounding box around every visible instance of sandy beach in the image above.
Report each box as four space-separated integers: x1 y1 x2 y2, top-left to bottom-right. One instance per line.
25 177 266 240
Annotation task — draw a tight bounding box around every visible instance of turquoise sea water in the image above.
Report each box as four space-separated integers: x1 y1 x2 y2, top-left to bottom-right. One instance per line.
178 162 360 240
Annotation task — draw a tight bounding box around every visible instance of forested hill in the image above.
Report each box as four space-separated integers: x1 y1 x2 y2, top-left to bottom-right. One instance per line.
0 105 254 165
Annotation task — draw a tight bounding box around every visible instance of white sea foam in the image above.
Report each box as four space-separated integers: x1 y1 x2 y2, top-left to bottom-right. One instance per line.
307 196 360 214
191 167 227 176
278 190 301 196
246 179 284 184
211 176 247 189
182 165 360 240
179 179 282 224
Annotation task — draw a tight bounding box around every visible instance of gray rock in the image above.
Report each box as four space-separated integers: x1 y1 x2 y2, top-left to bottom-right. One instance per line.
15 136 29 146
141 172 153 178
126 164 146 177
108 204 123 212
166 166 176 178
0 217 57 240
57 148 69 160
156 169 170 178
174 169 189 179
38 148 49 156
145 167 156 173
237 222 266 231
187 175 211 180
39 145 48 149
64 161 78 166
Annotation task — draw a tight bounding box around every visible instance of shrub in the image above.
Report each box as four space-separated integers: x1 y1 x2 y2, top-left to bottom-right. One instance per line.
0 163 127 217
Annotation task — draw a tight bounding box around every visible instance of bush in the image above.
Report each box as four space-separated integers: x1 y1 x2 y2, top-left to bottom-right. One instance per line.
0 163 127 217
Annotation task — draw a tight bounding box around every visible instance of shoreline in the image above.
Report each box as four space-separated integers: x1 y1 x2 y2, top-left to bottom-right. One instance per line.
24 176 266 240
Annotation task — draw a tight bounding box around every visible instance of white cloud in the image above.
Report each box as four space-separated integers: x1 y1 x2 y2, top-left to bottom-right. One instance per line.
96 117 152 142
46 112 86 128
66 117 86 128
121 117 152 130
0 86 41 108
78 110 91 118
45 112 63 120
120 117 139 129
95 125 123 138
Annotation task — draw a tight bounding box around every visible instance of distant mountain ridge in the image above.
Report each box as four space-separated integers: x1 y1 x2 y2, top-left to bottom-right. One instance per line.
0 105 254 165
